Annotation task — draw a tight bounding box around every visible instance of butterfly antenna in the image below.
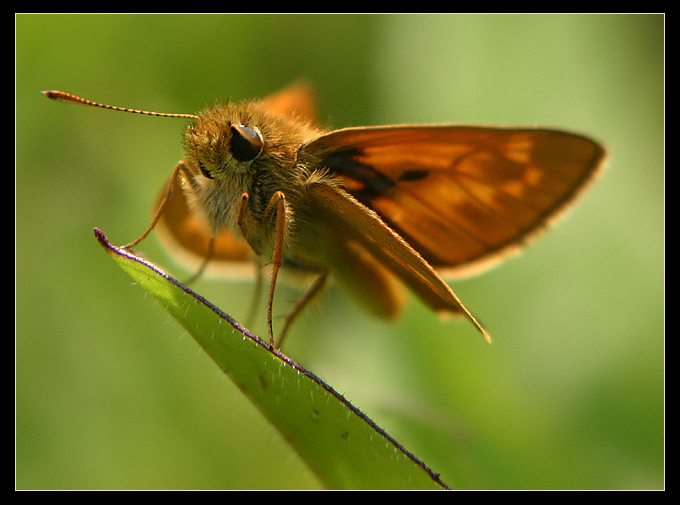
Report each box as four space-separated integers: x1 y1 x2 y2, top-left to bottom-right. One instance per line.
42 90 198 119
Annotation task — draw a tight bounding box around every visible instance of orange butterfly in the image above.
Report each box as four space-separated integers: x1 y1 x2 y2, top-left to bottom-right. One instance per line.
44 83 606 348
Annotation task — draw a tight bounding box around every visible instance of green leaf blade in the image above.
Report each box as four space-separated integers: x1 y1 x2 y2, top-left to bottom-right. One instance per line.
94 228 448 490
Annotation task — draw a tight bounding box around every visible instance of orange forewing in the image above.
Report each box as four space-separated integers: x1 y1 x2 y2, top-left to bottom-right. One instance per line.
304 126 605 279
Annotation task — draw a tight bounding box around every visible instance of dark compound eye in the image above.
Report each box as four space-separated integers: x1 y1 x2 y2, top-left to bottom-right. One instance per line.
230 124 264 162
197 160 213 179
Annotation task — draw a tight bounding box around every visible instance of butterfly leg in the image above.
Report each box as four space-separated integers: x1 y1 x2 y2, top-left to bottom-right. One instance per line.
122 160 190 249
183 235 215 285
237 190 291 348
244 256 264 329
276 266 328 350
264 191 288 348
236 192 261 329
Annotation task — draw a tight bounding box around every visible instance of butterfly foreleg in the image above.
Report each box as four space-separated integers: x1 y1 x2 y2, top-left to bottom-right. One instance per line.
238 190 291 348
122 160 191 250
264 191 289 347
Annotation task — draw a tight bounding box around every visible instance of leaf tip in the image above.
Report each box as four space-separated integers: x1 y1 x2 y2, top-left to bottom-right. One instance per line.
93 227 114 251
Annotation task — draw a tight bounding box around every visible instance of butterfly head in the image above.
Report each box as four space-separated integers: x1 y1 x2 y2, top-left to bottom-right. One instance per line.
184 104 265 181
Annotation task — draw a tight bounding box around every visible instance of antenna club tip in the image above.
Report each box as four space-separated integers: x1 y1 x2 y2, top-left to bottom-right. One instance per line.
42 90 70 102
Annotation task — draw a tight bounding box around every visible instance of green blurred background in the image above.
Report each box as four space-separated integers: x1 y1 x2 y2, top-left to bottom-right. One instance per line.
16 14 663 489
